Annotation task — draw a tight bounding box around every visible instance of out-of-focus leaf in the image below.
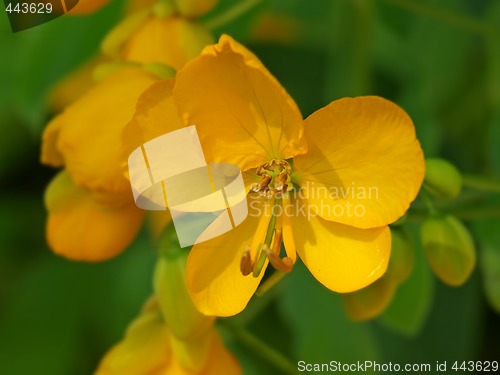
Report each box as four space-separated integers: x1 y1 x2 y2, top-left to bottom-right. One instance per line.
250 44 327 117
473 210 500 314
223 300 294 375
0 0 122 134
278 261 379 368
398 90 442 156
402 0 474 112
481 243 500 313
486 2 500 174
0 259 85 375
324 0 374 99
0 119 36 178
0 231 155 375
379 226 434 337
374 272 482 362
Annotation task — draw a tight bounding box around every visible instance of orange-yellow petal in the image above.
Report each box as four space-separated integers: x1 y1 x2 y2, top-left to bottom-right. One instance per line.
45 171 144 261
186 200 267 317
41 118 64 167
126 0 157 14
294 96 424 229
166 331 241 375
52 67 157 195
173 34 307 170
123 17 213 70
68 0 109 14
95 307 171 375
200 332 241 375
289 198 391 292
122 78 184 168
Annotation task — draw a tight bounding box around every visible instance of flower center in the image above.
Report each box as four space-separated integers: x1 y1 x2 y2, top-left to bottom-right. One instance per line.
251 159 293 198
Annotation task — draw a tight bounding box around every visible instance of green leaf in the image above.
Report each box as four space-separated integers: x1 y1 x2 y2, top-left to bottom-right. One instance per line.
473 213 500 313
278 261 379 368
480 244 500 313
379 227 434 337
0 229 155 375
373 272 482 362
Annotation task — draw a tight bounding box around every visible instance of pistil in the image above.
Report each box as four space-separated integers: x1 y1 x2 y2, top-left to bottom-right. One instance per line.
239 195 294 277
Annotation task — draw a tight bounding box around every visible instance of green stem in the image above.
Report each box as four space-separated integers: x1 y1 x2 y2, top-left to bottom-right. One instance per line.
204 0 262 30
420 187 438 215
462 174 500 193
407 200 500 221
378 0 499 39
224 324 299 375
256 271 286 297
253 198 280 277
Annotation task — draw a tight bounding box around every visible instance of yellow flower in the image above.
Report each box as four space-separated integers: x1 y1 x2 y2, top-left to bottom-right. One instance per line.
42 67 158 261
97 233 240 375
42 0 217 260
102 0 215 71
124 35 425 316
95 298 241 375
50 0 214 112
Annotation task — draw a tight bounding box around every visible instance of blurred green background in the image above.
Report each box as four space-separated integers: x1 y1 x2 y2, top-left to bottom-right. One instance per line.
0 0 499 374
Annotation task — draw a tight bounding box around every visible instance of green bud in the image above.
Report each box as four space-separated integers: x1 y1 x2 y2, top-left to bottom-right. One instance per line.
153 0 176 18
424 158 462 199
153 227 215 342
92 61 134 82
101 9 151 59
385 227 415 284
142 63 176 79
420 215 476 286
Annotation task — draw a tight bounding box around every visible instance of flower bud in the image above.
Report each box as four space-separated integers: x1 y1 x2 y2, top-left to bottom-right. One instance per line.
153 227 215 342
172 0 218 18
101 9 152 59
424 158 462 199
95 299 171 375
170 331 213 372
342 277 396 321
420 214 476 286
385 227 414 284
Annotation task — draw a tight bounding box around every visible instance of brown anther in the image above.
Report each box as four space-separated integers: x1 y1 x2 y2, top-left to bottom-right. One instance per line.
258 174 272 189
274 172 289 192
264 246 293 273
252 174 272 195
240 247 254 276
